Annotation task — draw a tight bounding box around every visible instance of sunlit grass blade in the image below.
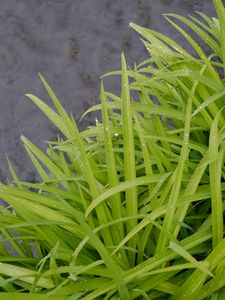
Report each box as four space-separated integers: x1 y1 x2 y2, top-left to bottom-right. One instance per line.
0 263 54 289
0 294 66 300
129 22 192 58
5 155 23 189
169 241 213 277
165 13 220 55
85 175 161 218
163 15 221 83
156 81 193 253
208 110 224 248
213 0 225 76
38 74 76 136
192 89 225 117
25 94 70 138
173 237 225 299
100 83 122 225
2 1 225 298
121 53 138 264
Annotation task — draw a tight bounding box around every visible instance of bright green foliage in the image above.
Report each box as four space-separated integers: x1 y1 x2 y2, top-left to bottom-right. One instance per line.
1 0 225 298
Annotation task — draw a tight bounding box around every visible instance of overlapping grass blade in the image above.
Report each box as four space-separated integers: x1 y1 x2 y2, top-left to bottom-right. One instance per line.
121 53 138 264
208 110 224 248
1 1 225 298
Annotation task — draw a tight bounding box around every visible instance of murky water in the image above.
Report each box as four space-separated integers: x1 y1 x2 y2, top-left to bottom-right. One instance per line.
0 0 217 182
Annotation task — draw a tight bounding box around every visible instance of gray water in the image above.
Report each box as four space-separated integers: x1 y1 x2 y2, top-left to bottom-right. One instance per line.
0 0 217 182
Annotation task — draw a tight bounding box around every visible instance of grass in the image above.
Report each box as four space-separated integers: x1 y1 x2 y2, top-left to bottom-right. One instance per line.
1 0 225 298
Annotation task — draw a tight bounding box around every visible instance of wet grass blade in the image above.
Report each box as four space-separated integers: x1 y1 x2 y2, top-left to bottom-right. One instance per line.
208 110 224 248
121 53 138 263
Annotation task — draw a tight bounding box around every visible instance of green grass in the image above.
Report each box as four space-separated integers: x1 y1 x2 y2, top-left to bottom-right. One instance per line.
1 0 225 298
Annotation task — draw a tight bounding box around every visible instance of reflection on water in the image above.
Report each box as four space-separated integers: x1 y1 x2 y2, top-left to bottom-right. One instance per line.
0 0 216 182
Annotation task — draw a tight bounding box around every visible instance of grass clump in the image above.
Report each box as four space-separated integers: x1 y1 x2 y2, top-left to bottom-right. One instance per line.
1 0 225 299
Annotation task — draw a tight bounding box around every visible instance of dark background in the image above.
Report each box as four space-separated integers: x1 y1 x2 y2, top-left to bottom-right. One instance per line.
0 0 218 182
